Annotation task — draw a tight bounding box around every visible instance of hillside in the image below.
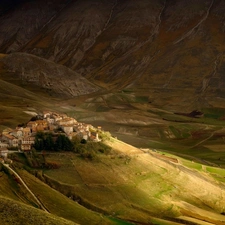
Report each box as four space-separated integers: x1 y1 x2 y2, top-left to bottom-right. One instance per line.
1 138 225 225
0 196 77 225
1 1 225 224
0 0 225 186
0 53 99 97
0 0 225 110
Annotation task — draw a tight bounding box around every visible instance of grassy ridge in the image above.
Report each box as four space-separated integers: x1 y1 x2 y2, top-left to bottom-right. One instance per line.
0 195 77 225
2 139 225 224
15 169 120 225
37 140 225 224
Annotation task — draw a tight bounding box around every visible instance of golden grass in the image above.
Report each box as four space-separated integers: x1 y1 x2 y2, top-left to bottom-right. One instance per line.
16 169 116 225
0 195 77 225
40 142 225 224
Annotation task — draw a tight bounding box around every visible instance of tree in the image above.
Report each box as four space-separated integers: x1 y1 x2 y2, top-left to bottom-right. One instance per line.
34 132 73 152
80 139 87 144
54 134 63 151
44 133 54 151
54 134 73 151
34 135 44 151
34 132 54 151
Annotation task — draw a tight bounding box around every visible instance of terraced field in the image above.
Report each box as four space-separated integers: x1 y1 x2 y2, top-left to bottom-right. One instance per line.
32 139 225 225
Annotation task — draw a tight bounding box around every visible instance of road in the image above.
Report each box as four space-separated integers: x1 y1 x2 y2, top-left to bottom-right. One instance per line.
3 163 49 213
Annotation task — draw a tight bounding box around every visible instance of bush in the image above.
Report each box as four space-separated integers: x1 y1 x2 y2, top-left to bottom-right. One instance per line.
72 139 112 160
54 134 74 151
80 139 87 144
80 149 96 160
98 131 111 141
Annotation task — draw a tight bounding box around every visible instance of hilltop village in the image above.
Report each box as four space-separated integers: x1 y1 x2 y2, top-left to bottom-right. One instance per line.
0 111 101 161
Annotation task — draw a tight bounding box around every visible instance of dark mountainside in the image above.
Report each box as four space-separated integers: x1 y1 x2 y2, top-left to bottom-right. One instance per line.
2 2 225 225
0 0 225 110
1 52 99 97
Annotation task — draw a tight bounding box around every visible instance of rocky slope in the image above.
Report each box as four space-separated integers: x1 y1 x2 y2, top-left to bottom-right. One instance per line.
0 0 70 53
0 53 99 97
1 1 225 144
0 0 225 109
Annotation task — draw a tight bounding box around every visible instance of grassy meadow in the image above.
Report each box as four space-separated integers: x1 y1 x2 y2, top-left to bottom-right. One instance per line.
22 138 225 225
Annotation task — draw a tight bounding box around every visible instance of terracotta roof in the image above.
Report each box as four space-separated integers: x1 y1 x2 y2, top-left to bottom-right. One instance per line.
27 121 37 125
23 127 31 131
35 120 47 124
3 134 16 140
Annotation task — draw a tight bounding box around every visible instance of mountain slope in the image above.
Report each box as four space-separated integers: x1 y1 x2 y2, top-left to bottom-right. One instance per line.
0 1 224 108
1 2 225 223
0 1 225 160
14 139 225 225
0 0 71 53
0 52 99 97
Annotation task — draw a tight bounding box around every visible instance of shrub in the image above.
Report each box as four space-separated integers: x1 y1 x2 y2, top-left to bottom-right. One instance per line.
80 139 87 144
72 139 112 160
80 149 96 160
98 131 111 141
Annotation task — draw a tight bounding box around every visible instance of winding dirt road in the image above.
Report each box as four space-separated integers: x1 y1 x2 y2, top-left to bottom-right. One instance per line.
3 163 49 213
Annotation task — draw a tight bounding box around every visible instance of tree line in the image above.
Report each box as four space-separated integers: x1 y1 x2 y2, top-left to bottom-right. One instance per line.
34 132 73 151
33 131 112 160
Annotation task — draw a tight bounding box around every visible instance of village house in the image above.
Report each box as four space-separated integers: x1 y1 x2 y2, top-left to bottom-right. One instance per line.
68 132 78 140
2 128 13 134
61 125 74 135
20 136 35 151
9 127 23 138
57 117 77 126
35 120 48 131
43 111 51 119
52 114 63 122
23 127 31 136
0 140 9 149
27 121 38 133
21 136 35 145
0 148 8 158
49 124 57 131
89 132 101 142
0 110 103 153
82 131 89 141
74 124 85 133
72 123 101 141
1 134 19 147
46 117 55 125
21 144 32 151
